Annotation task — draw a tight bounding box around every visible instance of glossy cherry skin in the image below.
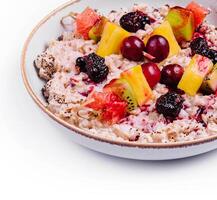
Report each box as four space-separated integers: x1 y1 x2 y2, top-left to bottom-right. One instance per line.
141 62 161 88
146 35 169 63
160 64 184 88
121 36 145 61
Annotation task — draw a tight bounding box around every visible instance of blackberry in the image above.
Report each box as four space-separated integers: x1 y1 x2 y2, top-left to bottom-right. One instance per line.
85 53 109 83
190 37 208 55
156 92 184 119
205 49 217 64
120 11 151 33
76 53 109 83
76 57 87 72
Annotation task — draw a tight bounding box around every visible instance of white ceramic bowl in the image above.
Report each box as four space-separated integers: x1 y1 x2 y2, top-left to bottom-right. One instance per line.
21 0 217 160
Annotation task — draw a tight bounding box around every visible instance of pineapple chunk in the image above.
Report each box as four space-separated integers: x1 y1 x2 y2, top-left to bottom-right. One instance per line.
97 22 130 57
178 54 213 96
121 65 153 106
144 21 181 58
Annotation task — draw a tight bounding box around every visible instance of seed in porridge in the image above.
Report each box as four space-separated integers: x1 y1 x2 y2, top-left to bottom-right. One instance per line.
120 11 151 33
141 62 161 88
165 6 195 42
104 78 138 112
144 21 181 58
160 64 184 88
121 36 145 61
146 35 169 63
156 92 184 119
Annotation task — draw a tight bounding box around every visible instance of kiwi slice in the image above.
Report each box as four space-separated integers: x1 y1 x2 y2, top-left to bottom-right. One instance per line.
104 78 138 112
201 64 217 95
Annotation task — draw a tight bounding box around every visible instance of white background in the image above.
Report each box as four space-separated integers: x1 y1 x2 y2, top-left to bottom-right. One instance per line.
0 0 217 199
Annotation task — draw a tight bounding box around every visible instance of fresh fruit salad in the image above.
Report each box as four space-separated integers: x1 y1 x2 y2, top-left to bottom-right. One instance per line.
35 1 217 143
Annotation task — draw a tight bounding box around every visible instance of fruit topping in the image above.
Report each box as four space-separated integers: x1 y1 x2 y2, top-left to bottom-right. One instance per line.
145 21 181 59
88 17 108 42
165 6 195 42
76 8 101 39
201 64 217 94
104 79 138 112
76 57 87 72
205 49 217 65
178 54 213 96
120 11 151 33
190 37 208 55
186 1 209 29
121 65 153 106
156 92 184 119
141 62 161 88
85 92 127 124
96 22 130 57
76 53 109 83
121 36 145 61
160 64 184 88
190 38 217 64
146 35 169 63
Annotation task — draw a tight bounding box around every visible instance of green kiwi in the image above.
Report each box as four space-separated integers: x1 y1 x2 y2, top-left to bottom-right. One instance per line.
201 64 217 95
104 78 138 112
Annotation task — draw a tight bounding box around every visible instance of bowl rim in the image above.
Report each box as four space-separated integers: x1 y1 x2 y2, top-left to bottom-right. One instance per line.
21 0 217 149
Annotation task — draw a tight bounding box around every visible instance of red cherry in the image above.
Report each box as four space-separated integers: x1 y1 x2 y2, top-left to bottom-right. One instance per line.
121 36 145 61
141 62 161 88
160 64 184 88
146 35 169 63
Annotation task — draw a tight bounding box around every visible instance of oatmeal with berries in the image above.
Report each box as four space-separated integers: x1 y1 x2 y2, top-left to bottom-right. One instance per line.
35 1 217 143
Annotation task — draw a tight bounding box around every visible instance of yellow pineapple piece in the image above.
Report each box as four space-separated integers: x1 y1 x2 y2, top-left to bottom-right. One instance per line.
144 21 181 58
97 22 130 57
178 54 213 96
121 65 153 106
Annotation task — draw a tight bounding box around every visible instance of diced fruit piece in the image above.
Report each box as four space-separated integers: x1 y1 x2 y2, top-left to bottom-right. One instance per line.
121 65 153 106
120 11 151 33
178 54 213 96
186 1 209 29
144 21 181 58
141 62 161 88
104 79 138 112
96 22 130 57
88 17 108 42
121 36 145 61
160 64 184 88
165 6 195 42
201 64 217 94
85 92 127 124
76 8 101 39
146 35 169 63
156 92 184 119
